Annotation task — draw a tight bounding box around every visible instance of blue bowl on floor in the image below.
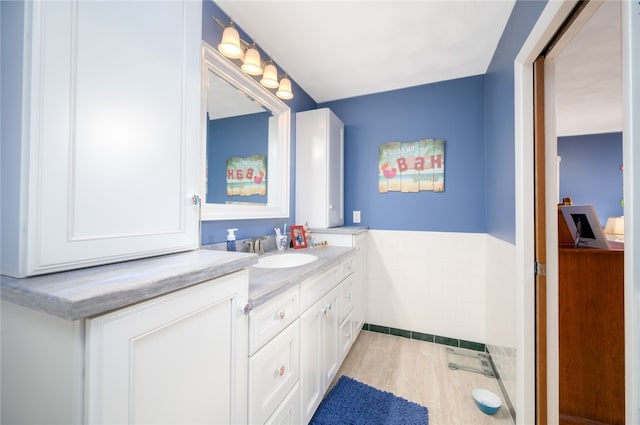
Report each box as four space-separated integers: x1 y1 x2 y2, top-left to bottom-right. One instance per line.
472 388 502 415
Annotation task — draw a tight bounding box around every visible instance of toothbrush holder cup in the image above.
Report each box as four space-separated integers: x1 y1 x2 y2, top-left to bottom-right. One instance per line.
276 235 288 251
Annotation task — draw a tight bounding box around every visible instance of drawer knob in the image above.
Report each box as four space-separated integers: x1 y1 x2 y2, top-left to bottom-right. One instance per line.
278 310 286 319
278 365 285 376
241 303 252 316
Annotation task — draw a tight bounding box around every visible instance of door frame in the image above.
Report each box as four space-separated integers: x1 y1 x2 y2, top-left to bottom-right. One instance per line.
514 1 639 425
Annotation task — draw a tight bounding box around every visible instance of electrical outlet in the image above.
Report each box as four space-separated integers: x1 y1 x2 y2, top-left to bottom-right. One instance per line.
353 211 361 223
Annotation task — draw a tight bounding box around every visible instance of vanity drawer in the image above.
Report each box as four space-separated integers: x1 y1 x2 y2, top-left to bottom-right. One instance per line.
249 321 300 425
339 254 355 281
300 265 339 311
264 383 299 425
250 286 300 355
338 273 354 323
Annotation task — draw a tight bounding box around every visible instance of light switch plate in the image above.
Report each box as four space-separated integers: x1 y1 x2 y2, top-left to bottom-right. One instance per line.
353 211 361 223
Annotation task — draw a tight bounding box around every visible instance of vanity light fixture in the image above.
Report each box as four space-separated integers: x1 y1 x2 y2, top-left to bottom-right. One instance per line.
217 22 243 59
276 75 293 100
260 63 280 89
213 15 294 99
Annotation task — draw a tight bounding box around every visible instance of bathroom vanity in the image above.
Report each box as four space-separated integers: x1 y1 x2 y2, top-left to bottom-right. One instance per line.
1 243 363 425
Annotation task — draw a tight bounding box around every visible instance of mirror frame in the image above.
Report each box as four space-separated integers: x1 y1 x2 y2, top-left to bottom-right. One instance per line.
201 42 291 220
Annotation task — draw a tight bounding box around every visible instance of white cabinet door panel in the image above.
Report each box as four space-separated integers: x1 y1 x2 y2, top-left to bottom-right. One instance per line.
86 271 248 425
14 0 202 276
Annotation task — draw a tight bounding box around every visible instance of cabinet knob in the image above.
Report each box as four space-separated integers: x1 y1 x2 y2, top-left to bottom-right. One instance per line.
278 310 286 319
241 303 252 316
278 365 285 376
320 303 332 315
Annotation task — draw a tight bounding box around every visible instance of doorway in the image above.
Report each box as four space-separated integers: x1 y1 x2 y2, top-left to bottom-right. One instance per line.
531 1 626 424
514 1 638 424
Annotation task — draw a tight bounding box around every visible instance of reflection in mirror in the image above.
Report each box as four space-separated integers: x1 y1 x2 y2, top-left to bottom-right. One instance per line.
201 42 291 220
206 71 270 205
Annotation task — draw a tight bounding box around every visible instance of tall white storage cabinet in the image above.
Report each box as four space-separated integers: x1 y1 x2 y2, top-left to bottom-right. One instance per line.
295 108 344 228
1 1 202 277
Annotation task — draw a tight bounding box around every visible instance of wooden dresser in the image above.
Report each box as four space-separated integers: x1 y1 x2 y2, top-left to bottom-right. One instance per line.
558 211 625 425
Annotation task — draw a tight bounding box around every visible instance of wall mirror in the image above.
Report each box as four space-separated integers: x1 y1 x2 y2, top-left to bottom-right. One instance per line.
201 42 291 220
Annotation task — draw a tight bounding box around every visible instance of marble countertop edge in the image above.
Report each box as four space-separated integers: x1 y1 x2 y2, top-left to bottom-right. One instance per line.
1 249 258 321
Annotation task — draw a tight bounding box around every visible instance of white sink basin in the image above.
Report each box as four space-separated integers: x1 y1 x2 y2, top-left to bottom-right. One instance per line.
254 253 318 269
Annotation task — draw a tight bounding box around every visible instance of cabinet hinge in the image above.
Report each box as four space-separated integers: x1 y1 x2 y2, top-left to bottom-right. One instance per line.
535 262 546 276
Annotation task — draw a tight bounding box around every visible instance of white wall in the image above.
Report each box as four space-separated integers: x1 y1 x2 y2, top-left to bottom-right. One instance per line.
485 235 517 411
366 230 486 343
365 230 518 412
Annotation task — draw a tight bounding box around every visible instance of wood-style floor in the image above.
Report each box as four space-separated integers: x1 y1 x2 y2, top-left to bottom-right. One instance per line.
331 331 515 425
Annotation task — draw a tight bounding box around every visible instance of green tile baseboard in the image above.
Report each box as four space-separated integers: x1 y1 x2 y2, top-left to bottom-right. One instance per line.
362 323 486 352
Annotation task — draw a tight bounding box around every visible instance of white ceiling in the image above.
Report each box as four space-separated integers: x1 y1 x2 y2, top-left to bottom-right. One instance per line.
554 0 622 137
216 0 516 103
214 1 622 136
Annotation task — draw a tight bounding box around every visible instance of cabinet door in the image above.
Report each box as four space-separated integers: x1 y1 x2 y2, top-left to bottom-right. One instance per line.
353 233 367 332
339 311 355 363
322 288 340 387
327 111 344 227
299 296 324 425
86 271 248 425
13 0 201 277
299 287 339 425
295 108 343 229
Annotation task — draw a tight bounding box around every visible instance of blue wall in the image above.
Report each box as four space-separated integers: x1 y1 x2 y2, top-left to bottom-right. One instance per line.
558 132 624 223
207 112 270 204
202 1 316 244
484 0 547 243
320 76 486 232
202 0 549 243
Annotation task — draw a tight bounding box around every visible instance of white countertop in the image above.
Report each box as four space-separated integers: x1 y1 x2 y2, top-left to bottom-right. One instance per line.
0 249 257 320
0 245 355 320
247 246 354 309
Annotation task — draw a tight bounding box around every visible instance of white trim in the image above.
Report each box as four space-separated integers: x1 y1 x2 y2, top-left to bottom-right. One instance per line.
516 1 638 424
513 2 577 424
622 1 639 423
200 42 291 220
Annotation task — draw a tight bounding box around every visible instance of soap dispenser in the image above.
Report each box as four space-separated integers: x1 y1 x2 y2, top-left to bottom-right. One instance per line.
226 228 238 252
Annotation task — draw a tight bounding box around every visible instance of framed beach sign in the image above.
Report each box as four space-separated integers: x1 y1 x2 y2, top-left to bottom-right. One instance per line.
378 138 445 193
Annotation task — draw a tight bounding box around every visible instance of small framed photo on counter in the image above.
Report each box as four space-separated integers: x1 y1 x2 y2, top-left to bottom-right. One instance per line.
291 225 307 249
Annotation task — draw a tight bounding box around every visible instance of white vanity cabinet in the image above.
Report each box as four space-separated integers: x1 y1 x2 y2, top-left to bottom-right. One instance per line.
85 271 249 425
313 231 367 333
1 0 202 277
295 108 345 229
247 252 358 425
1 270 249 425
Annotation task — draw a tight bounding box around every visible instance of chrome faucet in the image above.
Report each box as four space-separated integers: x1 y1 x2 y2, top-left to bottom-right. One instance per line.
245 237 266 254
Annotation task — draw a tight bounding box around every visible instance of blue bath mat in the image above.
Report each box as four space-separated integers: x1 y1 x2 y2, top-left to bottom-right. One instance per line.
309 375 429 425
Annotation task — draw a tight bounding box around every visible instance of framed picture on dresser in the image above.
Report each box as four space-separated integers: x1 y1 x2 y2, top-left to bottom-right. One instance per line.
559 204 610 249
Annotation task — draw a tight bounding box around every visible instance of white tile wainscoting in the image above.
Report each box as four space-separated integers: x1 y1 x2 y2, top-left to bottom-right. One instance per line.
365 230 517 418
